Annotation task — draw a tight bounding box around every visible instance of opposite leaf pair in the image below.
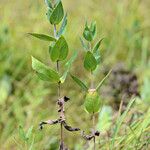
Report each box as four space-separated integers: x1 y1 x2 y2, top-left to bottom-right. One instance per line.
49 36 68 62
46 0 64 25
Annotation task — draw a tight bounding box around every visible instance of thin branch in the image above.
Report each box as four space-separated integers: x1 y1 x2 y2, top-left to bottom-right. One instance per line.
54 24 64 150
96 69 112 91
39 119 60 130
62 121 80 132
81 130 100 141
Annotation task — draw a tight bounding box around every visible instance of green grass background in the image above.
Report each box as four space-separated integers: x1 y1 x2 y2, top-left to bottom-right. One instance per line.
0 0 150 149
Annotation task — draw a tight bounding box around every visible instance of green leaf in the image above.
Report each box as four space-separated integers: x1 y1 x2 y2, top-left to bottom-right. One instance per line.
50 36 68 62
57 13 67 37
83 25 93 42
70 74 88 92
26 126 33 140
83 21 97 41
31 56 60 82
93 38 104 53
50 1 64 25
46 8 53 21
93 38 104 64
28 33 56 42
49 45 52 55
84 89 101 114
60 51 78 83
19 126 26 141
84 51 97 71
96 69 112 91
90 21 96 39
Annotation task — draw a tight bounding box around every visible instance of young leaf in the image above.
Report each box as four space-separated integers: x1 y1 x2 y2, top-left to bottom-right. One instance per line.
93 51 101 64
93 38 104 53
93 39 104 63
83 21 97 42
83 25 93 42
50 36 68 62
84 51 97 71
31 56 60 82
28 33 56 42
18 126 26 141
57 13 67 38
90 21 96 39
70 74 88 92
96 69 112 91
50 1 64 25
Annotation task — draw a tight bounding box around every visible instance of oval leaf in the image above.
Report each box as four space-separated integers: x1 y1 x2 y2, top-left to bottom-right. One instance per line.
70 74 88 92
84 51 97 71
32 56 60 83
84 89 101 114
28 33 56 42
83 26 93 42
83 21 96 42
50 36 68 62
50 1 64 25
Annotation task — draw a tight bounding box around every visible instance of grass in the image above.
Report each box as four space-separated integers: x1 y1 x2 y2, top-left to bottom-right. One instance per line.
0 0 150 149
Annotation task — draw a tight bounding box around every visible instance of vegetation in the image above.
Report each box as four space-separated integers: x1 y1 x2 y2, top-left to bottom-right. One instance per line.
0 0 150 149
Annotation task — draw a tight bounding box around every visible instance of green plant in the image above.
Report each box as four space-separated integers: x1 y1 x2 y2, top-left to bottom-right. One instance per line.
71 21 111 149
18 125 34 150
29 0 80 149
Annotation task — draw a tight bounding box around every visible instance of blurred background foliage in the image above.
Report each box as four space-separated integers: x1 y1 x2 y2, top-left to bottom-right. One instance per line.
0 0 150 149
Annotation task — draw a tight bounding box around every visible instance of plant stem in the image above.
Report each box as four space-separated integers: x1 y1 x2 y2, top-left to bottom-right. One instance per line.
57 61 64 149
54 25 64 150
54 24 57 39
92 113 96 150
90 71 94 89
89 41 94 89
89 41 96 150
